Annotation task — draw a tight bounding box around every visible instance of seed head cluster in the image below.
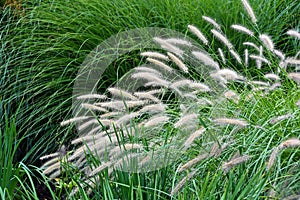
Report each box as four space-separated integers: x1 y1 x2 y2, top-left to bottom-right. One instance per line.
40 0 300 196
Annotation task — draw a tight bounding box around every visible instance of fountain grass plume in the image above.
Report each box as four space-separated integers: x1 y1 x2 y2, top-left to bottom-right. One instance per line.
39 0 300 196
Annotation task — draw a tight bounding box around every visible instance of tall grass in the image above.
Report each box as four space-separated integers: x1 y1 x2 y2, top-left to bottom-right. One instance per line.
0 0 299 199
38 0 299 199
1 0 299 165
0 101 54 199
0 112 21 198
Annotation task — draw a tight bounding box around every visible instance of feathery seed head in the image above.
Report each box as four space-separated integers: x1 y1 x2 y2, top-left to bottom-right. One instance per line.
211 29 234 49
115 112 140 126
222 155 250 173
202 16 221 30
267 139 300 170
134 92 161 103
264 73 280 81
88 162 112 177
188 25 209 45
288 72 300 84
182 127 205 150
273 50 285 60
146 57 174 72
244 49 249 66
231 24 254 36
132 71 170 87
215 68 241 81
170 79 192 88
134 66 163 77
167 52 189 73
77 94 107 100
142 115 169 128
250 81 270 87
287 29 300 39
81 103 108 112
218 48 226 64
153 37 184 57
269 82 281 91
213 117 249 127
269 113 294 124
192 51 220 70
165 38 193 47
60 116 91 126
230 49 242 64
243 42 260 51
174 113 199 128
259 34 275 51
139 103 166 113
249 54 270 65
278 138 300 149
178 154 208 172
241 0 257 24
98 100 146 110
266 147 279 170
189 82 211 92
140 51 170 61
107 87 138 100
223 90 240 103
171 169 198 195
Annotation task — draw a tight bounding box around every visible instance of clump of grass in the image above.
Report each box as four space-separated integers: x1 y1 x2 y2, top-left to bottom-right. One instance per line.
1 0 299 167
39 0 300 198
0 103 56 199
1 0 299 198
0 112 22 198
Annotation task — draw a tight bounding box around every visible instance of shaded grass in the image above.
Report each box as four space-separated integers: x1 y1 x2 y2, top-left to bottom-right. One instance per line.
0 110 22 198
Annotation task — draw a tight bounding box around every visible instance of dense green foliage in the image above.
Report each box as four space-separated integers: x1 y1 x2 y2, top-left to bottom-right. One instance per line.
0 0 299 199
